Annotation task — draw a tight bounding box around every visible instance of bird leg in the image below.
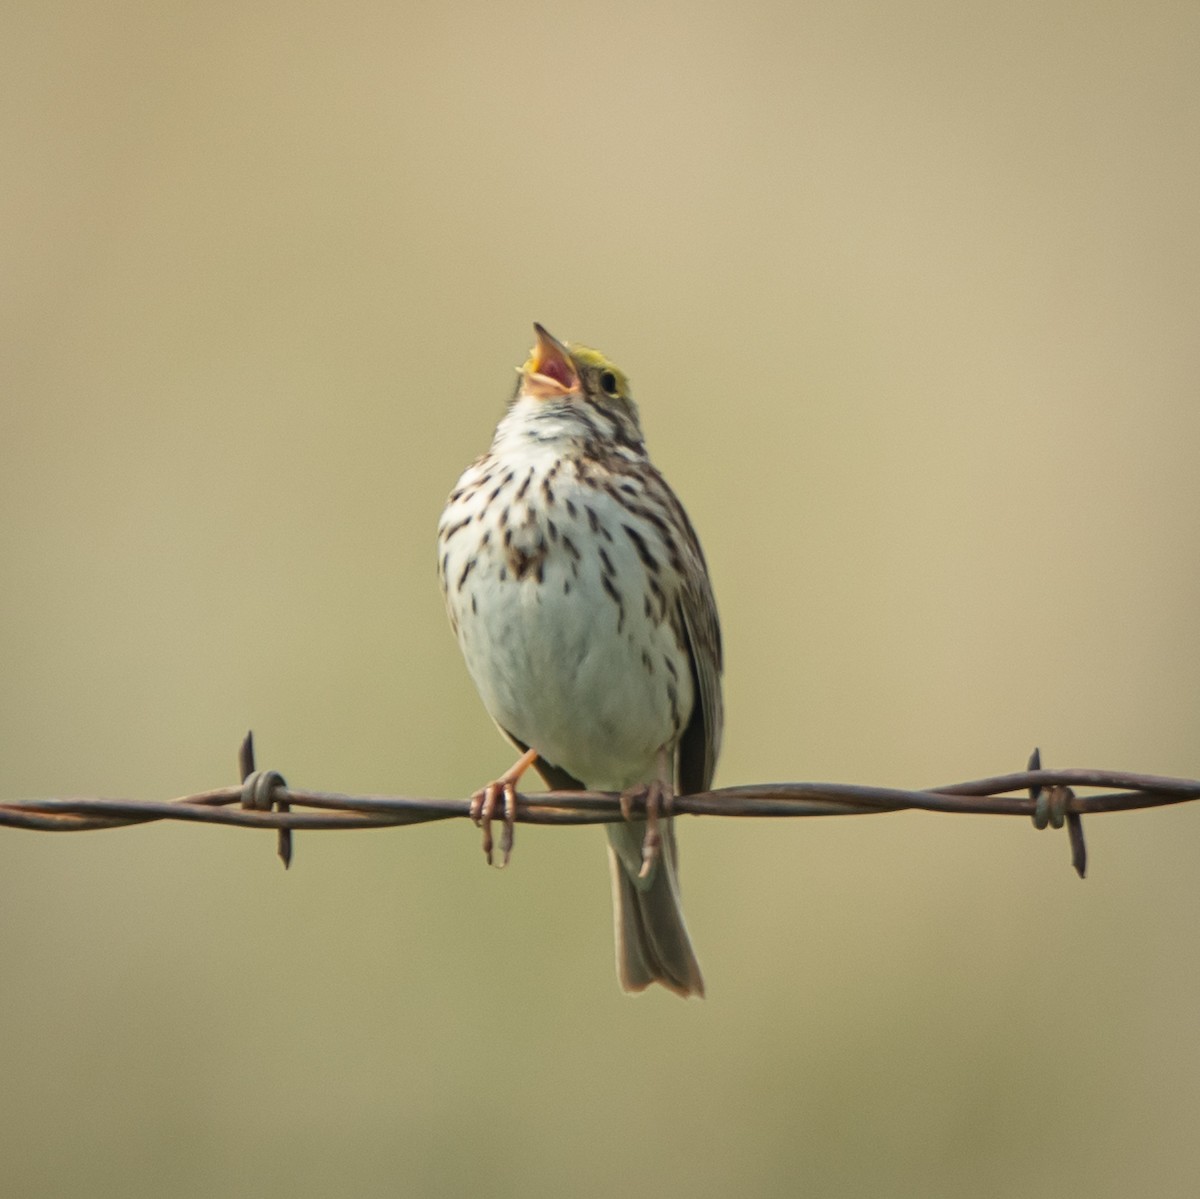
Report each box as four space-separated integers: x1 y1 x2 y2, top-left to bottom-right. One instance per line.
469 747 539 868
619 747 676 880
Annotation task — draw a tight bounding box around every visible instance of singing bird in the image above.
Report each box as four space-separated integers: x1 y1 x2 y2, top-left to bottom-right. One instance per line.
438 325 723 996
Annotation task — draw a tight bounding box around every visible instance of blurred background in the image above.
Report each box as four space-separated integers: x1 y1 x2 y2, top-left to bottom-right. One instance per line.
3 1 1199 1195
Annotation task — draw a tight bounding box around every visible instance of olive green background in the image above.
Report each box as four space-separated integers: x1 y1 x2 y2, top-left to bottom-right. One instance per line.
3 2 1199 1196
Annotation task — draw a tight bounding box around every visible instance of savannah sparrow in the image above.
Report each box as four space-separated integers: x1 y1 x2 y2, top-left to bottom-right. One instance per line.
437 324 723 998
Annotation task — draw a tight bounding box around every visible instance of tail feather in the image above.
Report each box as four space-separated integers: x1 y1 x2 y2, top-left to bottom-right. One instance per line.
519 744 705 998
606 820 704 999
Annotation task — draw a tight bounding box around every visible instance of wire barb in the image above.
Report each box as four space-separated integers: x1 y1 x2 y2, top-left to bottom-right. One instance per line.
239 731 292 869
1027 747 1087 878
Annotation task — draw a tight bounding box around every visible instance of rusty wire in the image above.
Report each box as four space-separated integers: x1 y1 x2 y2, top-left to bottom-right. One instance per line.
2 735 1197 879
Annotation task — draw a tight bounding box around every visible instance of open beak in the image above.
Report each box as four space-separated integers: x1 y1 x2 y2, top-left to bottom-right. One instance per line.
520 323 580 397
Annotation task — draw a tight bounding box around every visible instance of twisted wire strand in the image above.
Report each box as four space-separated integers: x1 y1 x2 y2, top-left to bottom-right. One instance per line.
2 735 1196 882
4 774 1194 828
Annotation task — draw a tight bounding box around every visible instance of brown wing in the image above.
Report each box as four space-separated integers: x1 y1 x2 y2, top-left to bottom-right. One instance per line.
673 505 724 796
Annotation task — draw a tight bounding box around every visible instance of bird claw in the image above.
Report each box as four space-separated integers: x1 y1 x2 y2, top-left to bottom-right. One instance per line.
619 779 675 879
470 780 518 867
619 787 636 823
469 747 538 868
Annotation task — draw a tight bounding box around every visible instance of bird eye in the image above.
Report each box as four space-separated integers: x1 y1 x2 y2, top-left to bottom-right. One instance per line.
599 370 619 396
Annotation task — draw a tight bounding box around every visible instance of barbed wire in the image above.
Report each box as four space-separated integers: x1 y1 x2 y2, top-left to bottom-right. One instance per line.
3 734 1197 879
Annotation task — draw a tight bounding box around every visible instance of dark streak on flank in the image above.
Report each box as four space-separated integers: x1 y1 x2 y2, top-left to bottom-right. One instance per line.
601 572 622 607
646 572 666 619
666 679 681 730
441 514 473 541
601 573 625 632
622 523 658 572
584 505 614 542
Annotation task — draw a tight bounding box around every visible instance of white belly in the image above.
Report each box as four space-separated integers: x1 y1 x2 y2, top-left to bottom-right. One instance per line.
440 457 692 791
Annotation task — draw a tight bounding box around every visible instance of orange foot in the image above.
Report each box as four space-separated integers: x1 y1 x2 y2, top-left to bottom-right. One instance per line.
619 748 676 880
469 747 539 868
